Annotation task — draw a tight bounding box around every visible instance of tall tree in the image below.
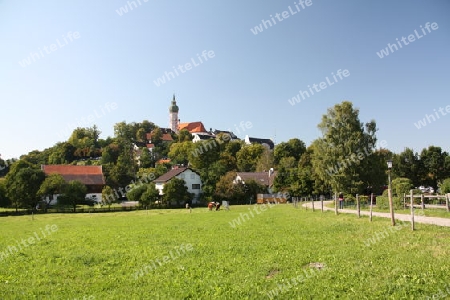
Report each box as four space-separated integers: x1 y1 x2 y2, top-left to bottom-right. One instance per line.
420 146 449 190
177 129 193 142
392 148 423 187
139 148 154 168
101 142 120 165
48 142 76 164
0 179 10 207
136 128 147 143
162 178 192 207
37 173 66 211
140 183 160 209
236 144 265 172
215 171 245 205
58 180 88 212
108 147 136 188
296 149 315 196
168 142 194 166
5 160 45 211
256 148 275 172
311 101 378 195
274 138 306 165
102 186 116 209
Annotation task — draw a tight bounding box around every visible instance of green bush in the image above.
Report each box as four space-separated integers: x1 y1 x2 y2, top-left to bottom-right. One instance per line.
440 178 450 194
344 194 356 204
376 196 403 210
392 177 413 196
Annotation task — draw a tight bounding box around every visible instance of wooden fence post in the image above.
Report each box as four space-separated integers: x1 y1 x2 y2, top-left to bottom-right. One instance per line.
369 193 373 222
410 190 415 231
421 194 425 211
312 196 315 212
334 193 338 215
446 194 450 212
356 194 360 218
321 196 324 212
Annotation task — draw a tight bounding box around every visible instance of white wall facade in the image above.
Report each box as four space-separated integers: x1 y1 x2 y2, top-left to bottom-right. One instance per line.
156 169 202 204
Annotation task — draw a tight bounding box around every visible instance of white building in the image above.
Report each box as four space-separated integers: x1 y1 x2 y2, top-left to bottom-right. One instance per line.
153 167 202 204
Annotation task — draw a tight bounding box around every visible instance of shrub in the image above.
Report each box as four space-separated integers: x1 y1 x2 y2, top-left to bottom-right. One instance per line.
440 178 450 194
344 194 356 204
375 196 403 210
392 177 413 196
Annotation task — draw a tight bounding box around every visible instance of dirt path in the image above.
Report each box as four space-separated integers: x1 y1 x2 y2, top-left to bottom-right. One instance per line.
302 201 450 227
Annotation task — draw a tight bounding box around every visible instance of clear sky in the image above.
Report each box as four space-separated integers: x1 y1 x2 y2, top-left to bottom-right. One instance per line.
1 0 449 159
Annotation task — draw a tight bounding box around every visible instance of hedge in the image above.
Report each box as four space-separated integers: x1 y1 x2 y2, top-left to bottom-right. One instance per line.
376 196 404 210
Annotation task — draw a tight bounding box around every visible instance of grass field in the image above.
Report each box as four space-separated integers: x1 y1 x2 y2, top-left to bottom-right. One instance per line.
1 204 450 299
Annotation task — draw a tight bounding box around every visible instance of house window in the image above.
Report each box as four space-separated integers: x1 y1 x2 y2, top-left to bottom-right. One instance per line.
190 174 195 179
192 184 201 189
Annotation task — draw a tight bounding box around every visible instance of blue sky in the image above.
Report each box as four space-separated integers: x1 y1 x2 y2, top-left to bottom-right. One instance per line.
1 0 449 159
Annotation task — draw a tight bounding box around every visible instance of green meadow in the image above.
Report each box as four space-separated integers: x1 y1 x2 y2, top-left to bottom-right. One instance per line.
1 204 449 299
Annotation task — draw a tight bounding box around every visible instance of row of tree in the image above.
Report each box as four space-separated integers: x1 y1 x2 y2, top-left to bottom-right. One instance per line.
0 160 90 212
1 101 450 210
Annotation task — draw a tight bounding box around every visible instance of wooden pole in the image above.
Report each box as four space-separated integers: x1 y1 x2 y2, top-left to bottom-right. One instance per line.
369 193 373 222
388 169 395 226
321 196 324 212
421 194 425 211
312 196 315 212
446 194 450 212
388 185 395 226
410 190 415 231
334 193 338 215
356 194 360 218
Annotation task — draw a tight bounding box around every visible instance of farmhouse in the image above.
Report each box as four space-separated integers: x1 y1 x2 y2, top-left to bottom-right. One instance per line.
41 165 106 204
154 166 202 204
233 169 277 193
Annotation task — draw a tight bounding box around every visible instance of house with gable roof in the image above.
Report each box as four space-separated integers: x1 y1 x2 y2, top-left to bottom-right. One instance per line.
233 169 277 193
41 165 106 204
154 166 202 204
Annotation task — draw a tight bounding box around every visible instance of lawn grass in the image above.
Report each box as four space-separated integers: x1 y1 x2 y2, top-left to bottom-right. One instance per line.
1 204 449 299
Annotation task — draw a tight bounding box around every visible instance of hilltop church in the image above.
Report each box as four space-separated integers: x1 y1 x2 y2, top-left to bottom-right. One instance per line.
166 95 274 149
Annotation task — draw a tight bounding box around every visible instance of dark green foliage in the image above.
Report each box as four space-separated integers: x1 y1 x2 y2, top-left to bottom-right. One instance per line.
440 178 450 194
0 179 10 207
392 177 413 196
58 180 88 212
5 161 45 211
376 196 404 210
162 177 192 207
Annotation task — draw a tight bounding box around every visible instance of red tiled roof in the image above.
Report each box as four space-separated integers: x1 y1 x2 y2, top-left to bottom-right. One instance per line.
162 133 173 141
147 131 173 142
178 122 207 133
41 165 105 186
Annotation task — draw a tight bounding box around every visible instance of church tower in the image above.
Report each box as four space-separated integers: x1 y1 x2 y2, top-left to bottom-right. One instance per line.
169 94 179 133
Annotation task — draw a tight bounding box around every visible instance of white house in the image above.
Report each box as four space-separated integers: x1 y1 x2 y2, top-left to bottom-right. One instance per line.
153 167 202 204
192 132 215 143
